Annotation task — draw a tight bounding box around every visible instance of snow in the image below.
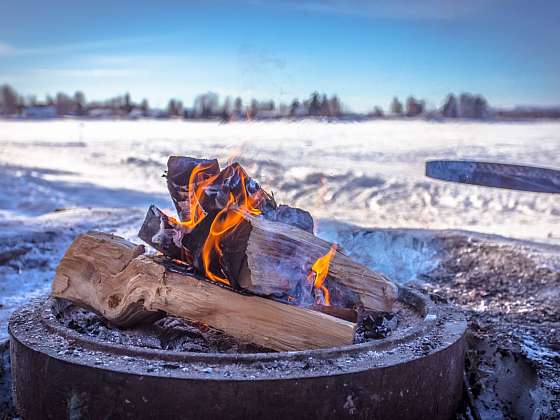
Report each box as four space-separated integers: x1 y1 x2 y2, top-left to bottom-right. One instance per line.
1 119 560 338
1 119 559 242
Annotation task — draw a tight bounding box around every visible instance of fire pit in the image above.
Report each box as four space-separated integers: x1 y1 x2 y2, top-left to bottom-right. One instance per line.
9 156 467 418
10 287 465 419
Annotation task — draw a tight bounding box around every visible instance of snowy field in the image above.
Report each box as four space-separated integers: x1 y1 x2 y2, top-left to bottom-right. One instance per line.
1 119 559 241
1 119 560 338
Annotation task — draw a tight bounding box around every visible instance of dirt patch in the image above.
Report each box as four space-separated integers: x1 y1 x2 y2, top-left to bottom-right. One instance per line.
421 235 560 417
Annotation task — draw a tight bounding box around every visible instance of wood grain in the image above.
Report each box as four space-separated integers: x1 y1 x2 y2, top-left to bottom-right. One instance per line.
52 231 355 351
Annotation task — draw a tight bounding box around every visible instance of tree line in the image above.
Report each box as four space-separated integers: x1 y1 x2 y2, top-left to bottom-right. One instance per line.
3 83 554 120
0 84 344 120
387 93 489 119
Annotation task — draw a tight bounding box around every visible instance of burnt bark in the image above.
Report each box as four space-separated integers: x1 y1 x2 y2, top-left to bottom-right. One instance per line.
166 156 220 222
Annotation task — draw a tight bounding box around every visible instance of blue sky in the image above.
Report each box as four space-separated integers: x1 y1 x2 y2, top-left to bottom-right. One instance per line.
0 0 558 111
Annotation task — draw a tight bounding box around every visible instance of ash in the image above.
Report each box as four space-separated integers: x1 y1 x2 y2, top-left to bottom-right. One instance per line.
354 312 398 343
54 299 414 354
55 303 273 354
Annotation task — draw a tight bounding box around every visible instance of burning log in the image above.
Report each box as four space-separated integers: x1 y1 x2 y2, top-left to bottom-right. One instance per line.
52 232 355 351
138 206 183 260
138 203 314 288
229 214 398 312
139 206 397 312
166 156 220 222
138 156 397 313
167 156 275 220
262 204 314 233
165 156 313 233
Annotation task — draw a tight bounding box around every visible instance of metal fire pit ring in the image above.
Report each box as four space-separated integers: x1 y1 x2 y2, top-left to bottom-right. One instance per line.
9 287 466 419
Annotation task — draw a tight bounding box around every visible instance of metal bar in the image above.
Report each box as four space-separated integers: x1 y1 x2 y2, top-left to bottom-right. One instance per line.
425 160 560 193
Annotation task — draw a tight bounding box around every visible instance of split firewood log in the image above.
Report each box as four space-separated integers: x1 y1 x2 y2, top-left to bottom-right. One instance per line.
52 231 355 351
139 207 397 313
224 213 398 312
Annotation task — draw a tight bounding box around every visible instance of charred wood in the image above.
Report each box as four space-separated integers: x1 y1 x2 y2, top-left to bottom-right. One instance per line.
166 156 220 222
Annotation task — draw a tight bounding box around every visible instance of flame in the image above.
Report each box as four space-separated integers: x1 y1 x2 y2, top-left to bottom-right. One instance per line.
307 244 337 306
200 165 262 285
177 162 221 230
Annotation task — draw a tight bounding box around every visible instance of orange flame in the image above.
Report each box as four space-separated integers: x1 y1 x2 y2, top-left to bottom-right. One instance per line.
200 165 262 285
177 162 221 231
307 244 337 306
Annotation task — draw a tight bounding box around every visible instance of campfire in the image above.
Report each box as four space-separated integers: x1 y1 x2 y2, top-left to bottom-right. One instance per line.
12 156 467 419
52 156 398 351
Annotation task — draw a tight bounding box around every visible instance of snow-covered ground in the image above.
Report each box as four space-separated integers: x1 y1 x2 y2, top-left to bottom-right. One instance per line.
1 119 559 242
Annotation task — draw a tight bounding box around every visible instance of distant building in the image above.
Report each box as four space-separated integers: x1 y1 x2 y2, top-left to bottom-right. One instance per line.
22 106 56 119
493 106 560 120
128 109 144 119
254 110 280 120
88 108 115 118
291 103 308 117
148 108 169 119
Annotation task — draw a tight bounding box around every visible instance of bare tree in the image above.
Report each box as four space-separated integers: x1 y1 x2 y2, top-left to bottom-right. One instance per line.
193 92 219 118
221 96 232 121
457 93 489 119
55 92 75 116
308 92 321 116
320 94 330 116
234 97 243 117
290 99 300 117
372 106 384 117
168 99 183 117
124 92 132 114
405 96 424 117
248 99 259 119
0 84 19 115
74 91 86 116
473 95 489 119
390 97 403 115
329 95 342 117
140 99 149 116
441 94 458 118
